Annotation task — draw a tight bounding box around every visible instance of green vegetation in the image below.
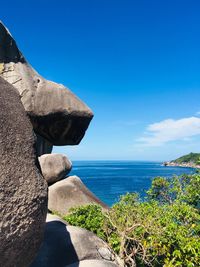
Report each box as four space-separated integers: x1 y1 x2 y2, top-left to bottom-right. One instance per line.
63 204 106 240
63 173 200 267
172 152 200 165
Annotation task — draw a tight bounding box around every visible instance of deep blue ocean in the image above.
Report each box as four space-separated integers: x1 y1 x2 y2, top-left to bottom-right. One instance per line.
70 161 195 206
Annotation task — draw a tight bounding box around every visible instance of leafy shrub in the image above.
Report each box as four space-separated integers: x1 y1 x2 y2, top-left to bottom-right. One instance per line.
147 173 200 209
63 174 200 267
63 204 106 240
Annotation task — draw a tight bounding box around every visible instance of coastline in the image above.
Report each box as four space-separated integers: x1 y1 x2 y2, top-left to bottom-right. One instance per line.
163 162 200 169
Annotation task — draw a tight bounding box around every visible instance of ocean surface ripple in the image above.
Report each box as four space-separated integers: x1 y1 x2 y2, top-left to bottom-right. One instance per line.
70 161 195 206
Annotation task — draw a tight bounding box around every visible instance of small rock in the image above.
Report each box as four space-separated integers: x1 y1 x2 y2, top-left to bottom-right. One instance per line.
39 154 72 184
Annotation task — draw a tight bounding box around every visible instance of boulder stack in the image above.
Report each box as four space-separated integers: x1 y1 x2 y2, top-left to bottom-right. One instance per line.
0 21 93 146
0 21 117 267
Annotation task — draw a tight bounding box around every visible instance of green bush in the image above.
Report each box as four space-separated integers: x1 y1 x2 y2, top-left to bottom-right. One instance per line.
63 173 200 267
63 204 106 240
147 173 200 209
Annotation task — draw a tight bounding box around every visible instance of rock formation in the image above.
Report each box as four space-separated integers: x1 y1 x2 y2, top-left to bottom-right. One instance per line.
39 154 72 184
0 77 48 267
0 21 118 267
48 176 108 215
66 260 119 267
30 214 120 267
0 21 93 146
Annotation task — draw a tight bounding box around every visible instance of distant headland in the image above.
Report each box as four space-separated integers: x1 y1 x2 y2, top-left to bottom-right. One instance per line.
163 152 200 168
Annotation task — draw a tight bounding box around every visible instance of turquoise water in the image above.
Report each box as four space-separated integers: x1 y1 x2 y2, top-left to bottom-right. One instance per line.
70 161 195 206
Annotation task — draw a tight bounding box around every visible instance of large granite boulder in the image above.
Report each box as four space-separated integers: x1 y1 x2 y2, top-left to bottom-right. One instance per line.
0 77 48 267
0 21 93 146
48 176 108 215
30 214 120 267
39 153 72 184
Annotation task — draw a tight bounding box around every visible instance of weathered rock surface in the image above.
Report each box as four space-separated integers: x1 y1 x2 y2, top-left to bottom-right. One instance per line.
0 77 48 267
39 153 72 184
30 214 120 267
48 176 108 215
0 21 93 146
66 260 119 267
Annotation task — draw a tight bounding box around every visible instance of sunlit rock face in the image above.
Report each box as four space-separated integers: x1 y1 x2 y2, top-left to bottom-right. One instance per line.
0 77 48 267
0 21 93 146
48 176 108 215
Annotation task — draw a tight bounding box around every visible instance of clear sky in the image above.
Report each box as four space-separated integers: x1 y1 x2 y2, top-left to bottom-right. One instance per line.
2 0 200 161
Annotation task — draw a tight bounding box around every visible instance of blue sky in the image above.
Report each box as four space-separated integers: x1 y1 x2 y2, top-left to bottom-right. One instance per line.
2 0 200 160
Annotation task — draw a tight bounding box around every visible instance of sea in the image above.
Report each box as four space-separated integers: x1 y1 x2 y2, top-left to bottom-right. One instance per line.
70 161 195 207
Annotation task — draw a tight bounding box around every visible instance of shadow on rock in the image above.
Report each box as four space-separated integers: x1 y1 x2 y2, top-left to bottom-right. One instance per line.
30 214 121 267
30 221 79 267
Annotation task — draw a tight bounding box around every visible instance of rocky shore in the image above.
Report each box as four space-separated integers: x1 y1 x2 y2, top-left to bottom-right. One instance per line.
163 161 200 169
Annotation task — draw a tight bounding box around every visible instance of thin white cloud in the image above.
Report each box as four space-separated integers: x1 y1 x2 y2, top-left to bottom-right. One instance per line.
137 116 200 147
195 111 200 116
